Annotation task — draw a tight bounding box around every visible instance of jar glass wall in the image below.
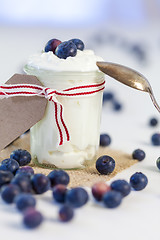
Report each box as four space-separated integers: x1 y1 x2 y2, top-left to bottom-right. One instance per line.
24 65 105 169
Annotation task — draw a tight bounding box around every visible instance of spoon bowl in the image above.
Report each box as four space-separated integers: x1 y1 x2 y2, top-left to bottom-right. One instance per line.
96 61 160 113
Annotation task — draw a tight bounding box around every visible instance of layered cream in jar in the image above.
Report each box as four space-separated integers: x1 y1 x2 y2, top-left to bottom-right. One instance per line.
24 39 105 169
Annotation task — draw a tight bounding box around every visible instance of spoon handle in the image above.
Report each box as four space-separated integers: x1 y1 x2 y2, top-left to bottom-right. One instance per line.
147 87 160 113
96 61 160 114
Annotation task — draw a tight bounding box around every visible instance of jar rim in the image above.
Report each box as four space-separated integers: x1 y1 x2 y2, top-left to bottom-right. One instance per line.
23 64 104 77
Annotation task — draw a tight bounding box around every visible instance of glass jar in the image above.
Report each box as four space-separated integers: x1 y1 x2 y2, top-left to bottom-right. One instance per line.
24 65 105 169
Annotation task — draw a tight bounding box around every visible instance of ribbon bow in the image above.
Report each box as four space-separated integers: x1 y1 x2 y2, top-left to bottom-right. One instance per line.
0 80 105 146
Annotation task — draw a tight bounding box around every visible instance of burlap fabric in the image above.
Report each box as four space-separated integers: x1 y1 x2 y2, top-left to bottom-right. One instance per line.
0 133 137 187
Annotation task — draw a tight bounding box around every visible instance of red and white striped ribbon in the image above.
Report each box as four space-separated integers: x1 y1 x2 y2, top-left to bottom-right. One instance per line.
0 80 105 146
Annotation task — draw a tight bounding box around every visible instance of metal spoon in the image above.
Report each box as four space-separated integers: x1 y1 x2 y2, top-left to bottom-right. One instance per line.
96 61 160 113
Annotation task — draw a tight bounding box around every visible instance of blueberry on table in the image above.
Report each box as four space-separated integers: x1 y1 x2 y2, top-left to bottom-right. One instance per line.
15 193 36 211
130 44 146 62
48 170 70 187
44 38 62 53
0 170 14 187
112 100 122 111
52 184 68 203
92 181 111 201
0 158 19 174
130 172 148 191
55 41 77 59
16 166 34 177
23 208 43 229
96 155 115 175
103 190 122 208
31 173 50 194
151 133 160 146
11 174 33 193
59 205 74 222
156 157 160 170
110 180 131 197
149 117 158 127
10 149 31 166
1 184 21 204
66 187 89 208
132 149 146 161
103 91 114 102
100 134 111 147
69 38 85 51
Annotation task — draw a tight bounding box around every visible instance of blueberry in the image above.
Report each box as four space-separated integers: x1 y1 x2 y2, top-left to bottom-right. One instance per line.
10 149 31 166
48 170 70 187
130 44 146 61
44 38 62 53
110 180 131 197
103 91 114 102
23 208 43 229
91 181 111 201
66 187 89 208
55 41 77 59
1 184 21 204
69 38 84 51
52 184 67 203
151 133 160 146
59 205 74 222
16 166 34 177
96 155 115 175
31 173 50 194
149 117 158 127
103 190 122 208
112 100 122 111
132 149 146 161
11 174 33 193
130 172 148 191
100 134 111 147
15 193 36 211
0 170 14 187
0 158 19 174
156 157 160 170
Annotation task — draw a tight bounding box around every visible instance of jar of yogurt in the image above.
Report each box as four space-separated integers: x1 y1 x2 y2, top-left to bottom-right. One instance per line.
24 47 105 169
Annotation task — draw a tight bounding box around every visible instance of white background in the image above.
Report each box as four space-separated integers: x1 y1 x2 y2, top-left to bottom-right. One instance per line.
1 1 160 239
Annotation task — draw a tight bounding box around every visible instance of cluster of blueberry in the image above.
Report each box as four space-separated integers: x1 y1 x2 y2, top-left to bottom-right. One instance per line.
0 146 151 228
98 133 147 177
0 130 158 228
103 91 122 111
90 32 147 64
0 149 44 228
92 172 148 208
44 38 85 59
0 149 90 227
96 150 146 176
99 129 160 175
100 133 146 159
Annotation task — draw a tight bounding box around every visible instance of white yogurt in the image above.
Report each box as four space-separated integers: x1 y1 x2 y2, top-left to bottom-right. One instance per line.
24 49 105 169
27 50 103 72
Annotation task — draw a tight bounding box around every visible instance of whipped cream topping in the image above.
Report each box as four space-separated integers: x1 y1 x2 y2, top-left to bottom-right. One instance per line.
27 49 103 72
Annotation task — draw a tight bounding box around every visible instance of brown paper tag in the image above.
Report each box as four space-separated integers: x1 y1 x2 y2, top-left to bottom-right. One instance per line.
0 74 47 151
